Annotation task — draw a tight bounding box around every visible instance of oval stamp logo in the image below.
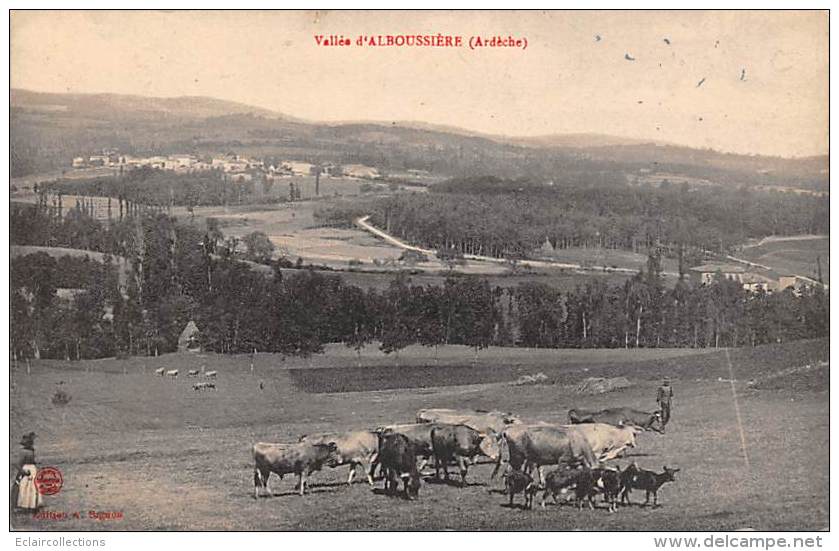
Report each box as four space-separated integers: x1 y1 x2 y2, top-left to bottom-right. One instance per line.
35 467 63 496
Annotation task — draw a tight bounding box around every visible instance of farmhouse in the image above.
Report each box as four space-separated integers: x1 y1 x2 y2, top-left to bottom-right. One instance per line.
281 160 315 176
741 273 777 293
688 263 746 285
212 155 249 172
229 172 253 183
343 164 380 179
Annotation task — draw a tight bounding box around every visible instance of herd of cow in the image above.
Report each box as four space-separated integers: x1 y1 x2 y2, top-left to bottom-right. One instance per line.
252 405 679 512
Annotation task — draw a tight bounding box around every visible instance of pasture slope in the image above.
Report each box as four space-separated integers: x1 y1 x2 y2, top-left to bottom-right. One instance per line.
738 236 830 284
10 339 828 531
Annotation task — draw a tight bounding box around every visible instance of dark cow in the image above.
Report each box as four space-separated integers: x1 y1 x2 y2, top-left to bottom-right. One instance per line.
299 430 379 486
503 470 537 510
620 464 680 507
568 407 662 432
252 440 338 497
377 432 421 499
430 424 500 486
377 423 439 472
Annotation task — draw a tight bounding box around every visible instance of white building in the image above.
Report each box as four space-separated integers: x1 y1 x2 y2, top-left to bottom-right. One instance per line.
343 164 380 179
281 161 314 176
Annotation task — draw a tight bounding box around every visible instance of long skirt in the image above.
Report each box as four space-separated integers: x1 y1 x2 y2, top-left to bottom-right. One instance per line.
16 465 43 511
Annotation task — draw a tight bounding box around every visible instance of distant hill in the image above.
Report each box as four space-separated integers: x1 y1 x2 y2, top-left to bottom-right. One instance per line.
10 88 298 121
9 88 828 191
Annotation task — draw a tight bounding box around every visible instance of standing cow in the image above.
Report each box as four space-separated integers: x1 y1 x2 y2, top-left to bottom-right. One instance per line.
430 424 500 486
499 424 597 486
299 430 379 486
376 423 439 472
252 440 338 497
377 432 421 499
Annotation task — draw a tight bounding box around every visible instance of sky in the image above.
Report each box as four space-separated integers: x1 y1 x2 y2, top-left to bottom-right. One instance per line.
10 10 829 158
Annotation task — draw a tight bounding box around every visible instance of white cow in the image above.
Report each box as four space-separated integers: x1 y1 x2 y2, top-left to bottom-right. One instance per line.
299 431 379 486
165 369 178 377
416 408 520 434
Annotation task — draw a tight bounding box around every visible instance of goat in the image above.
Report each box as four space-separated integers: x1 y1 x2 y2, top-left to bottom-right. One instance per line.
503 470 537 510
620 464 679 507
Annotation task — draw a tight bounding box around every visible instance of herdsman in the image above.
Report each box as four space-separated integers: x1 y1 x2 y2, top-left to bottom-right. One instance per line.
656 377 674 432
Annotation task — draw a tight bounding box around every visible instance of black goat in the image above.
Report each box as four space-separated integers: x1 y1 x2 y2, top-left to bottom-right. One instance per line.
503 470 537 509
574 467 622 512
620 464 679 507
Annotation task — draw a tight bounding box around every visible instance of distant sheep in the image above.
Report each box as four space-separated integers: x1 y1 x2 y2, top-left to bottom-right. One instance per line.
165 369 179 377
204 371 217 378
154 368 165 376
187 369 200 376
193 382 216 391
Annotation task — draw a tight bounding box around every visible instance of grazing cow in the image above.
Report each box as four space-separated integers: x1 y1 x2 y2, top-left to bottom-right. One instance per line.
252 441 339 498
299 430 379 486
430 424 501 486
620 464 680 507
187 369 200 376
417 408 520 434
568 407 661 432
501 425 597 486
377 432 421 499
503 470 537 510
562 423 639 461
204 370 217 378
165 369 178 377
192 382 216 391
376 423 439 471
540 466 579 508
154 368 165 376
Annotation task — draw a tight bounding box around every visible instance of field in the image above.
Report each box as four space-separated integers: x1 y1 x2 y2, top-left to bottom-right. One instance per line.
739 236 830 283
10 339 828 531
540 247 680 276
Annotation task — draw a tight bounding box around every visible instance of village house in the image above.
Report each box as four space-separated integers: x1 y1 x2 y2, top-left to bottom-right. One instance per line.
741 273 777 293
343 164 380 179
281 160 315 176
688 263 746 285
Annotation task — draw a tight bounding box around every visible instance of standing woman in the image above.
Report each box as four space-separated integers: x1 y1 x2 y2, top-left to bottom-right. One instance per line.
12 432 42 512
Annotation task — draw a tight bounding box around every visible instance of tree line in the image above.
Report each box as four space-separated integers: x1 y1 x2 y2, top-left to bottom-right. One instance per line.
341 176 828 261
10 208 828 361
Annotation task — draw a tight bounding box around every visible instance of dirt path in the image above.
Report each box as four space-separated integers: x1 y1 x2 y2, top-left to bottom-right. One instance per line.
742 234 828 249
